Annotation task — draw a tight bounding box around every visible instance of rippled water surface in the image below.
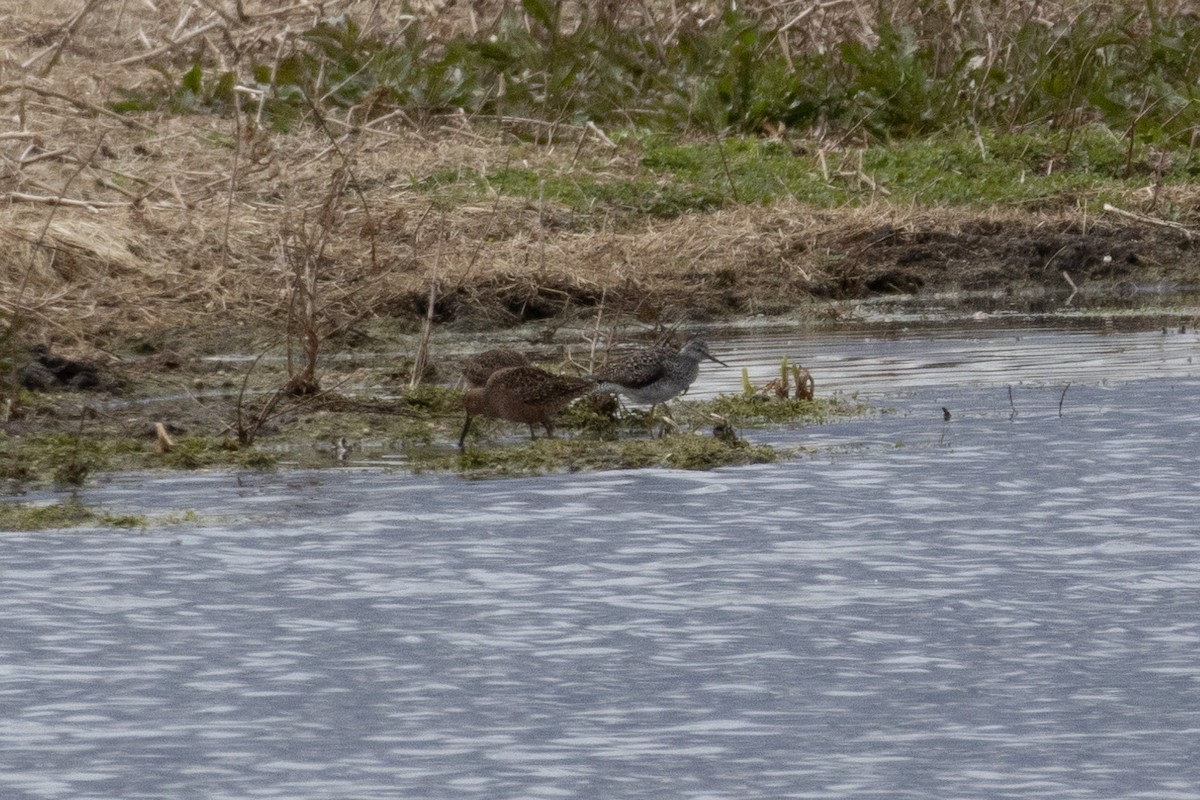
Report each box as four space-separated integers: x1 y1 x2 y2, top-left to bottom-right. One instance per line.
4 322 1200 799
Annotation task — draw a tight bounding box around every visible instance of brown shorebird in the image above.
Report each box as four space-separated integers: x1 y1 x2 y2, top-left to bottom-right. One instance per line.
458 365 595 448
460 348 531 388
593 336 729 414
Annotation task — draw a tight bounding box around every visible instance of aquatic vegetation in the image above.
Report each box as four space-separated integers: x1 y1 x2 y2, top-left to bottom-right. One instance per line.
0 499 144 532
1 433 125 489
158 437 234 471
421 388 866 476
0 378 868 487
707 393 869 427
447 431 776 477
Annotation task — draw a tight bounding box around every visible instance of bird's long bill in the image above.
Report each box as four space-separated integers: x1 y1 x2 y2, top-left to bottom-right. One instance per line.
706 352 731 367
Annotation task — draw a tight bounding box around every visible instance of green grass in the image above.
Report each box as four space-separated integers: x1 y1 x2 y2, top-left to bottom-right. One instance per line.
411 125 1198 224
646 126 1200 210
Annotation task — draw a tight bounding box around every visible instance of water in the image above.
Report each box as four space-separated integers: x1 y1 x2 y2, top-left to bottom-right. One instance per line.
3 323 1200 799
701 317 1200 397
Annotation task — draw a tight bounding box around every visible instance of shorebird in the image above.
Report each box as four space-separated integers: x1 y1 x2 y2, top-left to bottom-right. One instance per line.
460 348 531 388
458 365 595 448
592 336 729 414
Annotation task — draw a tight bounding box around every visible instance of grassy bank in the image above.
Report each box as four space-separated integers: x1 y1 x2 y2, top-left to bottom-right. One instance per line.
5 2 1200 350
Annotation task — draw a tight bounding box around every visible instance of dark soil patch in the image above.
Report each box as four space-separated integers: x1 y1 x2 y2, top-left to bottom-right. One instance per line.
812 220 1194 302
383 217 1200 323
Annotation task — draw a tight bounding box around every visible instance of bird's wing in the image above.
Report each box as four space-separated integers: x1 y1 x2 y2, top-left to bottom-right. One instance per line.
508 368 592 404
595 349 667 389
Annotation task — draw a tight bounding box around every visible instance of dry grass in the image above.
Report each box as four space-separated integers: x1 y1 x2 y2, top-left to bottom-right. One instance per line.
3 0 1200 354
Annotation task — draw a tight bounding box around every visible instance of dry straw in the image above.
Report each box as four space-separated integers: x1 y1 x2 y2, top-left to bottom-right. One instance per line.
2 1 1198 349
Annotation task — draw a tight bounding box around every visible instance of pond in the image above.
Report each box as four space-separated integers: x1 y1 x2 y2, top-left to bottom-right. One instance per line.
3 313 1199 799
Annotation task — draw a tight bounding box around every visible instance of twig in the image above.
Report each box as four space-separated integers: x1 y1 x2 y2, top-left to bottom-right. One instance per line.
1062 269 1078 305
1058 382 1071 417
1102 203 1195 240
231 350 273 446
586 287 608 372
302 88 379 271
537 177 547 276
1007 385 1018 420
241 0 353 21
779 0 855 31
854 167 890 196
586 120 617 147
256 29 289 128
3 192 129 209
715 135 741 203
411 216 443 388
0 83 156 132
223 86 244 269
18 147 73 166
194 0 242 26
111 20 224 66
467 114 586 131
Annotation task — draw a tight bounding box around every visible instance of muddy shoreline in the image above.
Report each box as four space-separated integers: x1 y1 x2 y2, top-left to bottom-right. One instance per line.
5 204 1200 495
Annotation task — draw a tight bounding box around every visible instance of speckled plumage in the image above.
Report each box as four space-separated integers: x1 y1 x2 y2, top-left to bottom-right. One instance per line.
593 337 729 407
458 366 595 447
460 348 532 388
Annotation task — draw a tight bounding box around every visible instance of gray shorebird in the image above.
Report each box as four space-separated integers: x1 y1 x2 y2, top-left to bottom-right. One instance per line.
593 336 729 413
460 348 531 388
459 365 595 448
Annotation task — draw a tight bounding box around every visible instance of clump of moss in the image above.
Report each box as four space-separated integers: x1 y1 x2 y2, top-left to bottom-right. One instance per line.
159 436 236 470
0 499 145 532
444 428 775 477
557 391 865 440
235 450 280 471
397 385 462 416
556 394 622 439
706 393 870 426
652 432 777 470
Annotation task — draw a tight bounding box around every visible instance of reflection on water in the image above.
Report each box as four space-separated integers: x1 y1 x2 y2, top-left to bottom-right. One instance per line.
698 318 1200 398
3 325 1200 800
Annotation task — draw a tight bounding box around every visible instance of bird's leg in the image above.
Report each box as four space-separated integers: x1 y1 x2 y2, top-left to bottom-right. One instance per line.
657 409 680 438
457 415 474 448
528 423 538 441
